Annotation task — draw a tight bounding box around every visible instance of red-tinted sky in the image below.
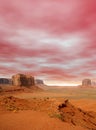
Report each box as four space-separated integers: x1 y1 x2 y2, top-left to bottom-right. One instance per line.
0 0 96 85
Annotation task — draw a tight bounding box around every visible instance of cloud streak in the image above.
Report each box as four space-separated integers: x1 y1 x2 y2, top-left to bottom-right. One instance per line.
0 0 96 85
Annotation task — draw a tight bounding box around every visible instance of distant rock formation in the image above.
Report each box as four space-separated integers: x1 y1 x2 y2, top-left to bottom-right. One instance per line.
12 74 35 87
0 78 12 85
35 79 44 85
0 86 2 92
82 79 92 88
92 81 96 87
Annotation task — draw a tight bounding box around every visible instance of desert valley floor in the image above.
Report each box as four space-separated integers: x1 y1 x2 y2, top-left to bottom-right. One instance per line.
0 87 96 130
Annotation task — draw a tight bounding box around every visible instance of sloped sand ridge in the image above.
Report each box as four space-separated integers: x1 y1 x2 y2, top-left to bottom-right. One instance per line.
0 96 87 130
0 96 57 113
58 100 96 130
0 96 96 130
0 96 32 111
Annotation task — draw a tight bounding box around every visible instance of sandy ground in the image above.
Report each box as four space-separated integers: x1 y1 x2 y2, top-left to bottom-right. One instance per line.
0 110 86 130
0 88 96 130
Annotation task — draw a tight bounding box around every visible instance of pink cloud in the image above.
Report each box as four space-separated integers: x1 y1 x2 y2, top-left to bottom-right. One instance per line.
0 0 96 84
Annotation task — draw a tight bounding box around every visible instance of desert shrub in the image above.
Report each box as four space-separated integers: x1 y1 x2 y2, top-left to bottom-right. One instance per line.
33 97 36 100
49 113 63 121
46 97 49 99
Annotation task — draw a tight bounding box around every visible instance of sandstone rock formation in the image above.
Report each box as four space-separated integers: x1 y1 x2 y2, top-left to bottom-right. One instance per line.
58 100 96 130
35 79 44 85
0 86 2 92
82 79 92 88
12 74 35 87
92 81 96 87
0 78 11 84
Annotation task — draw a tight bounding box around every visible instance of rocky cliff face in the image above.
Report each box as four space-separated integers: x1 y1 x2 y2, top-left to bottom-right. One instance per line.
0 78 11 84
12 74 35 87
82 79 92 87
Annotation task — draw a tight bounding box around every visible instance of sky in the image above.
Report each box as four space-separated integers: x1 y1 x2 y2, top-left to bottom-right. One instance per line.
0 0 96 86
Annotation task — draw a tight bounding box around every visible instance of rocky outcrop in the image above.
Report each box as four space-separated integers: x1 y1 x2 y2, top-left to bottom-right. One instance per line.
12 74 35 87
0 78 12 84
0 86 2 92
82 79 92 88
58 100 96 130
35 79 44 85
92 81 96 87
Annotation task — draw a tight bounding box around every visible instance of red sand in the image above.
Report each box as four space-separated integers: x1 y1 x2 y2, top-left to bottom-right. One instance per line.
0 89 96 130
0 110 86 130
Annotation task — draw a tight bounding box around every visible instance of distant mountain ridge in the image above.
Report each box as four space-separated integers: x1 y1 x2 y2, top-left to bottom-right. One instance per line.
0 78 12 85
